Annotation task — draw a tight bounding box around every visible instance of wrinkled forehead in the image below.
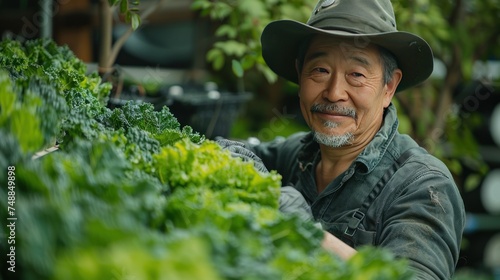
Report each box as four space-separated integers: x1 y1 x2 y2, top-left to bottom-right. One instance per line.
303 34 382 65
307 34 380 55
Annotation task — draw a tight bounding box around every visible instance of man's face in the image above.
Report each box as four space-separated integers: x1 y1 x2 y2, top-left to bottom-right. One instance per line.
297 35 400 148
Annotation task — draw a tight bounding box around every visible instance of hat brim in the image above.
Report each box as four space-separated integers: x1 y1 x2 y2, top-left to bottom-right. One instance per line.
261 20 434 92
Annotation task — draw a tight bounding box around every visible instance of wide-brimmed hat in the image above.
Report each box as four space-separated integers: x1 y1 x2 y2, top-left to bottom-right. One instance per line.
261 0 434 92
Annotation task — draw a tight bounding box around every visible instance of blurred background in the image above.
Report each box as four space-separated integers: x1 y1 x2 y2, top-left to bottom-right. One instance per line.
0 0 499 278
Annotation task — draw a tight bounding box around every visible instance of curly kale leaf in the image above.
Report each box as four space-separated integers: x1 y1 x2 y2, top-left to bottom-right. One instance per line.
0 129 25 180
124 126 160 165
0 71 65 153
0 39 30 76
0 38 111 104
59 110 107 145
102 101 204 146
28 78 68 145
81 71 112 105
116 101 180 134
0 138 170 279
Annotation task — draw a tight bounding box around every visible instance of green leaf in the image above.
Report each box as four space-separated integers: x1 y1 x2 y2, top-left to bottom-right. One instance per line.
239 0 267 18
206 48 222 62
213 56 224 70
447 159 463 175
241 54 256 70
11 109 44 153
464 174 482 192
231 59 244 78
210 2 232 20
131 13 141 30
207 49 225 70
215 25 237 39
191 0 211 11
256 63 278 84
214 40 247 57
120 0 128 14
0 72 17 125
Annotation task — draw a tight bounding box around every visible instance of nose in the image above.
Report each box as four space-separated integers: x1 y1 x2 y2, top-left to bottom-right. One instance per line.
322 73 349 103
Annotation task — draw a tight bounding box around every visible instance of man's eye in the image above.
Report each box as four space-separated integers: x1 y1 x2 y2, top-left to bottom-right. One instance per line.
313 67 328 73
346 72 366 87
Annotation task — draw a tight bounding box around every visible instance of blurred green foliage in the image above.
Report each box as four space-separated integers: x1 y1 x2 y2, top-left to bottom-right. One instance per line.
192 0 315 85
108 0 141 29
392 0 499 191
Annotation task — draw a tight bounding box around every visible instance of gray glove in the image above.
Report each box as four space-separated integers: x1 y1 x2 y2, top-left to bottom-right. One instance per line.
216 139 316 223
215 138 268 173
279 186 313 221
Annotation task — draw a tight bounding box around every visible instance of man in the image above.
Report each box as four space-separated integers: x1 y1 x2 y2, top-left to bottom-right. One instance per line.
218 0 465 279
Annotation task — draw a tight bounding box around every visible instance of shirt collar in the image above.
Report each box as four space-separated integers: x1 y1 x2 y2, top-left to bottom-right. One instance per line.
355 103 399 173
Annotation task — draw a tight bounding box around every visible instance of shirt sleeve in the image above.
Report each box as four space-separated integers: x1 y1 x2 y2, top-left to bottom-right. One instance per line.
376 157 466 279
279 186 314 221
246 132 307 185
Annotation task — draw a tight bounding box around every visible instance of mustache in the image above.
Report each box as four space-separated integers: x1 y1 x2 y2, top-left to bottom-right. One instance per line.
310 104 357 119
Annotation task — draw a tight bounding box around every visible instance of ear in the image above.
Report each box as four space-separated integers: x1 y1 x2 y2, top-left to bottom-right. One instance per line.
383 68 402 108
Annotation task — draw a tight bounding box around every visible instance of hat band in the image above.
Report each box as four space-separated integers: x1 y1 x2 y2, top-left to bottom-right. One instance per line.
310 16 397 35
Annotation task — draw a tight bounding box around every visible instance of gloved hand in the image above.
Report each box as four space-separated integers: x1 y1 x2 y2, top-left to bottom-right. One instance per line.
216 139 316 224
215 138 268 173
279 186 314 221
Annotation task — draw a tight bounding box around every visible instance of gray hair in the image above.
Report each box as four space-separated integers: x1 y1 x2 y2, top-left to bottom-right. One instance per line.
377 46 398 85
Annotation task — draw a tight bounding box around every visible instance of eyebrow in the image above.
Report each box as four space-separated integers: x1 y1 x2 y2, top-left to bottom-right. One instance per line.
349 55 371 66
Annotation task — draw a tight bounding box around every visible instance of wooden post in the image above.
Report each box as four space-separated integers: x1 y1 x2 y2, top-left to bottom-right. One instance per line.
53 0 93 62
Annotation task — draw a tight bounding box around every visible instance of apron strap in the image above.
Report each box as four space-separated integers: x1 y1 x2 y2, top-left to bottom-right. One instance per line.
342 147 425 239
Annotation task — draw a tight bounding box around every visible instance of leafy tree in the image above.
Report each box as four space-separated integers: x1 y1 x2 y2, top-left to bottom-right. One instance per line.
97 0 141 75
392 0 500 191
192 0 316 92
97 0 164 78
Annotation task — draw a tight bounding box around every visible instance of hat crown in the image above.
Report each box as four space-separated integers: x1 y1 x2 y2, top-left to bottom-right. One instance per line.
307 0 397 34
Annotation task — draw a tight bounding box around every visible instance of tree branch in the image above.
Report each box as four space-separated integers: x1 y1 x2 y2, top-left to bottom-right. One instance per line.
98 0 113 73
429 0 465 145
107 0 163 68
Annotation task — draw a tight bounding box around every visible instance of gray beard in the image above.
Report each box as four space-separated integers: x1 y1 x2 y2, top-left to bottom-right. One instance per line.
312 120 354 147
313 131 354 147
309 103 357 147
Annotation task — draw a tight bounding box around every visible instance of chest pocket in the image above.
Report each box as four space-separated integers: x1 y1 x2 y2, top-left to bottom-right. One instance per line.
324 148 423 248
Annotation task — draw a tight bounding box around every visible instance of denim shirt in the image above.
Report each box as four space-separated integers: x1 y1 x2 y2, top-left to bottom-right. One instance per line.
249 104 465 280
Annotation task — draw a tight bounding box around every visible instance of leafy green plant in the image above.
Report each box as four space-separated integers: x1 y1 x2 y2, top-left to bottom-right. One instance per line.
0 38 414 280
192 0 315 89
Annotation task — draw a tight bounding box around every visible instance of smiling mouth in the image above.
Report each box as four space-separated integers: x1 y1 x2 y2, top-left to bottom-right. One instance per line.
310 104 357 120
316 112 351 124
